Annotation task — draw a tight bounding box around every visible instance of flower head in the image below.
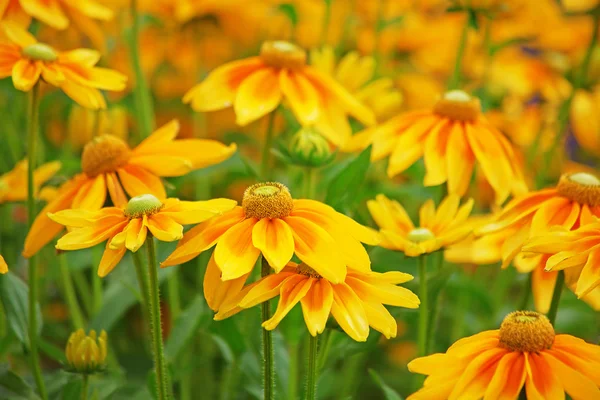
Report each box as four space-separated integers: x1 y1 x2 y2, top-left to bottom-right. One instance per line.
0 159 61 204
0 22 126 109
65 329 107 374
49 194 237 277
217 262 419 342
367 194 474 257
161 182 380 283
408 310 600 400
23 120 237 258
347 90 527 204
183 40 376 147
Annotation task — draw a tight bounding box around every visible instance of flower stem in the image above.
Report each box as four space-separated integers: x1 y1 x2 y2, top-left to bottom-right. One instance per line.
260 112 277 181
129 0 155 139
261 256 274 400
145 237 169 400
305 335 318 400
519 273 532 311
447 12 470 90
58 254 86 330
316 328 332 371
81 374 89 400
132 251 150 314
26 82 47 400
547 271 564 326
287 342 299 400
417 255 428 357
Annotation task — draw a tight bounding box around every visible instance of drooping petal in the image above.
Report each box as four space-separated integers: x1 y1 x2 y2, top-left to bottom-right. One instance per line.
423 119 451 187
2 20 37 46
575 247 600 297
203 254 249 312
300 279 334 336
543 352 600 400
71 174 106 210
531 264 557 314
330 282 370 342
12 59 41 91
345 276 420 308
361 301 397 339
214 217 260 280
279 69 320 125
524 353 565 400
117 165 166 200
387 115 439 178
446 121 475 196
97 243 126 277
233 68 282 126
161 198 237 225
147 214 183 242
56 219 128 250
448 348 507 400
238 271 296 309
263 275 314 330
0 254 7 274
123 217 147 252
251 218 295 272
483 352 526 400
105 172 128 208
19 0 68 29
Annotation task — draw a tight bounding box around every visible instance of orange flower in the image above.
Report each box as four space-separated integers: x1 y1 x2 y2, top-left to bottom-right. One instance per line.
49 194 237 277
0 254 7 274
0 22 126 109
23 120 237 258
0 159 61 203
161 182 380 283
408 311 600 400
183 40 376 147
347 90 526 204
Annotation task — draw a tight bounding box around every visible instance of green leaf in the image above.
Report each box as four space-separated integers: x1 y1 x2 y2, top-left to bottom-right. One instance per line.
0 272 42 347
368 369 403 400
165 296 206 362
38 337 67 364
0 363 41 400
325 146 372 210
278 4 298 27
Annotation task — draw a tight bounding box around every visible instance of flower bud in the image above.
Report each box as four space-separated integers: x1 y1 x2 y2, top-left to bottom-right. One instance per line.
65 329 108 374
288 127 333 167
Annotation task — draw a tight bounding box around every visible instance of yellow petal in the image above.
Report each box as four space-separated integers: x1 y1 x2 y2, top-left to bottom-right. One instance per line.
124 218 147 252
251 218 295 272
97 243 126 277
330 282 370 342
147 214 183 242
279 69 320 125
300 279 333 336
214 218 260 280
12 59 41 91
262 275 313 331
234 67 281 126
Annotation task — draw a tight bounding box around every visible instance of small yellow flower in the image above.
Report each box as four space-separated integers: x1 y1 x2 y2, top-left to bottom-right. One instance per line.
65 329 107 374
0 159 61 204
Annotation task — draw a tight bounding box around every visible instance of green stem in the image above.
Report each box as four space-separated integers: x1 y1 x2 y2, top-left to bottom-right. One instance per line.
417 255 428 357
287 343 298 400
58 254 86 329
305 335 318 400
26 83 47 400
145 237 169 400
132 251 150 316
81 374 89 400
167 273 181 319
320 0 332 46
302 168 316 199
261 256 274 400
316 328 332 372
519 273 532 310
260 112 277 181
547 271 564 326
91 247 103 313
129 0 154 139
447 13 470 90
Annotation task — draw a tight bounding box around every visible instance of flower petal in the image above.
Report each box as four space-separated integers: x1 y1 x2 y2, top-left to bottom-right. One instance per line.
300 279 333 336
233 68 281 126
147 214 183 242
214 217 260 280
117 165 166 200
263 275 314 331
97 242 126 277
330 282 370 342
12 59 41 91
280 69 320 124
251 218 295 272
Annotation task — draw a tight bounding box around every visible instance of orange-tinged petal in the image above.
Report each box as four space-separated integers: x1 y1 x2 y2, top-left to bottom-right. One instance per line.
531 264 557 314
314 98 353 147
330 282 370 341
524 353 565 400
300 279 333 336
97 242 126 277
56 219 128 250
251 218 295 272
161 198 237 225
12 59 41 91
233 68 281 126
204 254 249 312
20 0 68 29
106 172 128 208
543 352 600 400
263 275 313 330
279 69 320 125
483 352 526 400
575 247 600 297
59 79 106 110
2 21 36 46
423 120 451 187
446 121 475 196
40 63 65 86
0 254 7 274
124 217 147 252
147 214 183 242
448 348 507 400
546 348 600 386
214 217 260 280
117 165 166 200
345 276 420 308
239 271 295 308
71 174 106 210
361 301 397 339
387 116 439 177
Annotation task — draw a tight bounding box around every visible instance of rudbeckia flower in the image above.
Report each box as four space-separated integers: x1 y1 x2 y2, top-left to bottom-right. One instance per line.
347 90 527 204
217 262 419 342
367 194 474 257
0 159 61 203
570 87 600 157
310 46 402 121
161 182 380 283
23 120 237 258
10 0 112 31
48 194 237 277
0 22 126 109
475 171 600 312
408 311 600 400
183 40 376 147
0 255 7 273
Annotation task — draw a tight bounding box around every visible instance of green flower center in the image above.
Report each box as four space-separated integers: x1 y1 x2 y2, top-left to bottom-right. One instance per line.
124 194 163 219
22 43 58 62
407 228 435 243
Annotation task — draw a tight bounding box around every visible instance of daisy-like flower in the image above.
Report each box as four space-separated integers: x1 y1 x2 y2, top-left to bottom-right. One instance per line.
9 0 112 31
310 46 402 121
48 194 237 277
367 194 474 257
23 120 236 258
0 22 126 110
0 159 61 203
408 311 600 400
216 262 419 342
0 255 7 273
347 90 527 204
475 171 600 312
183 40 376 147
161 182 380 283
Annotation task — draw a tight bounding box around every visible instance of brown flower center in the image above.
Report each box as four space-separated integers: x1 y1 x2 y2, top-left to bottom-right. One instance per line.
433 90 481 121
242 182 294 219
260 41 306 70
296 263 322 278
556 172 600 207
81 135 131 177
124 194 163 219
22 43 58 62
499 311 555 353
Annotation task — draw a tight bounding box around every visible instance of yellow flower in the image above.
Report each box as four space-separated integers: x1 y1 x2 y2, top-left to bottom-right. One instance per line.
217 262 419 342
562 0 599 13
0 22 126 109
348 90 527 204
65 329 107 374
367 194 474 257
0 159 61 203
310 46 402 121
23 120 237 258
183 40 376 147
0 0 30 27
0 254 7 274
408 311 600 400
162 182 380 284
13 0 112 31
67 105 129 150
49 194 237 277
571 87 600 157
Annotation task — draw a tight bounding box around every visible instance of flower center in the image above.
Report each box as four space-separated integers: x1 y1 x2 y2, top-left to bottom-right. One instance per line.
81 135 131 177
124 194 163 219
433 90 481 121
260 41 306 70
499 311 555 353
407 227 435 243
242 182 294 219
296 263 322 278
22 43 58 62
556 172 600 207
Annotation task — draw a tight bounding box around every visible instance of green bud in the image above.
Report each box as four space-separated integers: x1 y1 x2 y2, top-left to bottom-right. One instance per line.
288 127 333 167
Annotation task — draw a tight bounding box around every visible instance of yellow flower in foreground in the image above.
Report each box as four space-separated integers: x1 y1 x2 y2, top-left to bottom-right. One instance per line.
310 46 402 121
65 329 107 374
0 159 61 203
217 262 419 342
184 40 376 147
162 182 380 284
408 311 600 400
0 255 7 274
49 194 237 277
348 90 527 204
367 194 474 257
23 120 236 258
0 22 125 109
